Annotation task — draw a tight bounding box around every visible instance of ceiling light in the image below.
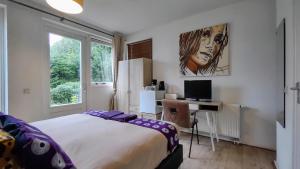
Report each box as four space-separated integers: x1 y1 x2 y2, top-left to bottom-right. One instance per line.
46 0 84 14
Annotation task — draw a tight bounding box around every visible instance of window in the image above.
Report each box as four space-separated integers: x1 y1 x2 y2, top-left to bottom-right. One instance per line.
90 40 113 84
49 33 82 107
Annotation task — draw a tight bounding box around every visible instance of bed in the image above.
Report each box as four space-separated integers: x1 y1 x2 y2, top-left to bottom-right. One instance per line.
30 113 183 169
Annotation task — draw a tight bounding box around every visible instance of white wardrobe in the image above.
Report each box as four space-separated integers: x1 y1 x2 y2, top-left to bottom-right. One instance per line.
117 58 152 113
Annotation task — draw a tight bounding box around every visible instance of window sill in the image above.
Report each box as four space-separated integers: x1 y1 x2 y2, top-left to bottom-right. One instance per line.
49 103 83 114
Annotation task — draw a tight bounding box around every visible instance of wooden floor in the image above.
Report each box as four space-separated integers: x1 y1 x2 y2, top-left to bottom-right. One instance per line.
179 134 275 169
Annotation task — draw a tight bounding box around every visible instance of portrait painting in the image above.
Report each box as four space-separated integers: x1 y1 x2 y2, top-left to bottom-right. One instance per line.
179 23 229 76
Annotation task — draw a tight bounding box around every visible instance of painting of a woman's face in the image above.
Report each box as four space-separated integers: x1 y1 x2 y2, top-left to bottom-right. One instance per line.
191 25 226 66
179 23 229 76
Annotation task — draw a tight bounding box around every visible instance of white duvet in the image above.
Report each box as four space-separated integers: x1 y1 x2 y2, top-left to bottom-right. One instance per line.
31 114 169 169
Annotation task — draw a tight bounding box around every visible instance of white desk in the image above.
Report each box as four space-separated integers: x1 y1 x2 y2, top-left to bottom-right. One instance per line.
188 101 223 152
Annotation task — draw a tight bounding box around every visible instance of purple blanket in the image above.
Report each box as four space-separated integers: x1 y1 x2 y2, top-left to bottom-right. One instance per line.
128 118 179 153
84 110 179 152
111 113 137 122
85 110 137 122
85 110 124 120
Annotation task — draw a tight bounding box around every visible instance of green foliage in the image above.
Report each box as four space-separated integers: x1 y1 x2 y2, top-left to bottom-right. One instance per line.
50 36 81 105
49 35 112 106
91 42 113 83
50 82 80 105
50 38 80 89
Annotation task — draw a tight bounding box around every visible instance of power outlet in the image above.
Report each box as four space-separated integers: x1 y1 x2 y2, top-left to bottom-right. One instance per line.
23 88 31 94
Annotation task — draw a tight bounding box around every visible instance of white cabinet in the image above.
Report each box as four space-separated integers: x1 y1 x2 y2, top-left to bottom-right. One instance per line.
117 58 152 113
117 60 129 112
140 90 165 114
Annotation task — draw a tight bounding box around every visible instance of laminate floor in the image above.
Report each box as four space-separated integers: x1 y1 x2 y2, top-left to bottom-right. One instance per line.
179 134 275 169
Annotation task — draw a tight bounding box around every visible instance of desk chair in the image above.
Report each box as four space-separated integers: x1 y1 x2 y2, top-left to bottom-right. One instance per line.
162 99 199 158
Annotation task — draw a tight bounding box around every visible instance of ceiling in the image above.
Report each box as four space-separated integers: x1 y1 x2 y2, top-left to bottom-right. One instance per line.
28 0 243 35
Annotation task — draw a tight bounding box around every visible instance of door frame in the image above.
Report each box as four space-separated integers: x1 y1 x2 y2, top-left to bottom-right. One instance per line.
43 24 88 115
0 4 7 113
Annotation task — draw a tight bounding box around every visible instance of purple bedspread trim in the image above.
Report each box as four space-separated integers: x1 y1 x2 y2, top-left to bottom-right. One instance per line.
128 118 179 153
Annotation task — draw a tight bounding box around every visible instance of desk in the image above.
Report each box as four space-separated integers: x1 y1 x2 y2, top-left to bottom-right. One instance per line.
188 101 223 152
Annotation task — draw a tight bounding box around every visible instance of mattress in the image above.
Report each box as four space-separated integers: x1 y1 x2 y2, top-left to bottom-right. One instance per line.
31 114 169 169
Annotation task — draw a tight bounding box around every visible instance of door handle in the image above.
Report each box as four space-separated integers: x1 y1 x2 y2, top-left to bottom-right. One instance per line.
290 82 300 104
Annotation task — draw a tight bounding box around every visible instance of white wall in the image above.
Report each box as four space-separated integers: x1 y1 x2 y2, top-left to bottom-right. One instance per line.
275 0 295 168
2 1 113 122
127 0 277 149
294 1 300 168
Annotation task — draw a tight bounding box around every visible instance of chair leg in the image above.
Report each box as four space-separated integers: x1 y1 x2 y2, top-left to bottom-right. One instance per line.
189 124 195 158
196 123 199 144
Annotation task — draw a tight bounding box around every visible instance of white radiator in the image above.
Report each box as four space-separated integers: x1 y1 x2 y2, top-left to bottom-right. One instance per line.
195 104 242 142
216 104 241 139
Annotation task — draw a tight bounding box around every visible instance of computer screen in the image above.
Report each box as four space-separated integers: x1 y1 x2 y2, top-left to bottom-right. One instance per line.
184 80 212 101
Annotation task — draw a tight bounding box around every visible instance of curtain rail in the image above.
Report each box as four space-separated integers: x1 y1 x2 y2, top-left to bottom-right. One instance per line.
7 0 114 37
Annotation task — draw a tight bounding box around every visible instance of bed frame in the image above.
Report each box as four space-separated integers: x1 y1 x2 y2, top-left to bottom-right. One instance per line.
156 144 183 169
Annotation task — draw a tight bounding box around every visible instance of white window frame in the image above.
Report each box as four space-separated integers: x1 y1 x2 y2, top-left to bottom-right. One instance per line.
0 4 7 113
44 26 87 113
89 38 113 87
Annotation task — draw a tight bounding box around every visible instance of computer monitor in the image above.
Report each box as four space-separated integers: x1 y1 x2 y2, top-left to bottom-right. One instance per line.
184 80 212 101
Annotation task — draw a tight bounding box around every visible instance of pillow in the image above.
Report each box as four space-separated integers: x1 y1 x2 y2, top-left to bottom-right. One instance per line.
0 129 21 169
0 113 76 169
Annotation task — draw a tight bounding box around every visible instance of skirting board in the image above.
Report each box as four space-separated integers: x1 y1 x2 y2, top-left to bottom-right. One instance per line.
183 130 241 143
183 129 278 151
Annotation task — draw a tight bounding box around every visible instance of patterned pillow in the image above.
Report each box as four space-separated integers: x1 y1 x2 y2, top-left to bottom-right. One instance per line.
0 113 76 169
0 129 21 169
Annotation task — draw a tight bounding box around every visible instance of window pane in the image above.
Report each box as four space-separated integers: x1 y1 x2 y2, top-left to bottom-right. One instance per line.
49 33 82 106
91 41 113 83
